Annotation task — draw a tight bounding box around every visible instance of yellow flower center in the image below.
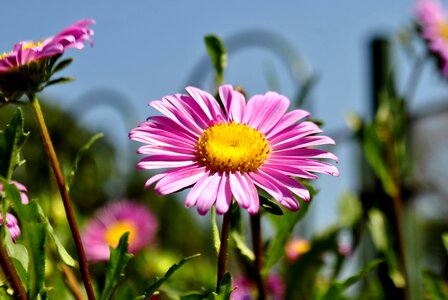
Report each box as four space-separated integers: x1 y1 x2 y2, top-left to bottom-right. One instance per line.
105 221 137 247
196 122 271 173
0 41 42 60
438 22 448 41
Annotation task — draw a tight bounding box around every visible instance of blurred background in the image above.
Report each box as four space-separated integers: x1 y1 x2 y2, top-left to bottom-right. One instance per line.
2 1 448 298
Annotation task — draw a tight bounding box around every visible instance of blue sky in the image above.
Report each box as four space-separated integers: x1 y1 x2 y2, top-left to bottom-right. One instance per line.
2 0 447 230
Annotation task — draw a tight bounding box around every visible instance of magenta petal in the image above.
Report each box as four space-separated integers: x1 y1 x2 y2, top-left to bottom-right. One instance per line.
186 86 223 120
216 173 232 214
246 92 290 133
185 171 212 208
265 109 310 138
155 164 206 195
259 167 310 201
229 172 251 209
219 84 246 123
196 173 221 215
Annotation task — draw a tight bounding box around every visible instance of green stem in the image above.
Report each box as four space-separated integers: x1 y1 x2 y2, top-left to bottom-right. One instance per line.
216 208 232 293
28 94 96 300
0 238 27 300
250 213 266 300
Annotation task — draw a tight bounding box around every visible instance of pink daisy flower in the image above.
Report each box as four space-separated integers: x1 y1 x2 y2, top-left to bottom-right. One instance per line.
0 19 94 73
0 19 94 100
81 200 158 262
130 85 338 215
415 0 448 75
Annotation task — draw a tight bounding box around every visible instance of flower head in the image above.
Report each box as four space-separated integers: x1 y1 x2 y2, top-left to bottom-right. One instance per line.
81 200 158 262
130 85 338 215
0 180 29 242
232 274 284 300
0 19 94 100
415 0 448 75
0 213 21 242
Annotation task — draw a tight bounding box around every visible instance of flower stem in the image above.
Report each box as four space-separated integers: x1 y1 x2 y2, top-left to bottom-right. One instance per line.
216 208 232 293
0 239 27 300
250 213 266 300
28 94 96 300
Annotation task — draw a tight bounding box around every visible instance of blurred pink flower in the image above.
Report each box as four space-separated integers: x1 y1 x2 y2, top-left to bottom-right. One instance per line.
232 274 284 300
285 238 311 263
130 85 338 215
81 200 158 262
416 0 448 75
0 19 94 73
0 180 29 204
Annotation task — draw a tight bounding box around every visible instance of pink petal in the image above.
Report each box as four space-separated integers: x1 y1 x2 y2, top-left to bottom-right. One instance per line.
196 172 221 215
186 86 223 120
265 109 310 138
216 173 233 214
259 167 310 201
154 165 207 195
219 85 246 123
229 172 251 209
185 171 212 208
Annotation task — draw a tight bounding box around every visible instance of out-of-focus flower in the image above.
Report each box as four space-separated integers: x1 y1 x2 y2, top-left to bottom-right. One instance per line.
0 213 21 242
81 200 158 262
0 180 29 204
232 274 284 300
0 19 94 100
130 85 338 216
285 238 311 263
416 0 448 75
0 181 29 242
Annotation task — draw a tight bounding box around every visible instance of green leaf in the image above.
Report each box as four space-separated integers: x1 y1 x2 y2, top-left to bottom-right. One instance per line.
230 230 254 262
0 108 29 179
442 233 448 254
211 207 220 256
36 204 76 267
264 195 311 273
204 35 227 85
368 208 405 288
321 259 383 300
260 196 283 216
140 254 200 299
23 223 46 299
338 192 362 227
66 132 104 191
99 233 133 300
423 270 448 300
51 58 73 74
215 272 232 300
1 224 28 286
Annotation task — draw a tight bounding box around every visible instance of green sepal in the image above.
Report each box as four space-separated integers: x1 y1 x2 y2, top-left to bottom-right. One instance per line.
259 195 283 216
51 58 74 74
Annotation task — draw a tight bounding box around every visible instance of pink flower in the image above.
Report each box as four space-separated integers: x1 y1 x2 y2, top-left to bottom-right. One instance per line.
0 19 94 74
415 0 448 75
0 19 94 100
0 180 29 204
285 238 311 263
232 274 284 300
81 200 158 262
0 213 21 242
0 181 29 242
130 85 338 215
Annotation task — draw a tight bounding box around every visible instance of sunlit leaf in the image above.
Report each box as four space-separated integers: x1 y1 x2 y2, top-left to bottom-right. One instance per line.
36 204 76 267
211 207 220 256
422 270 448 300
442 233 448 255
368 208 404 288
230 231 254 262
0 108 29 179
66 132 104 191
320 259 383 300
139 254 200 299
204 35 227 85
100 233 133 300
